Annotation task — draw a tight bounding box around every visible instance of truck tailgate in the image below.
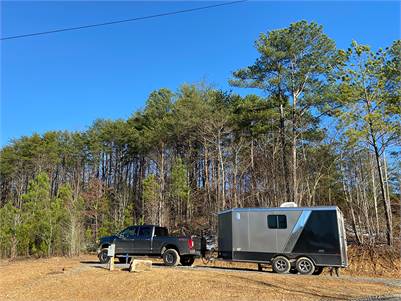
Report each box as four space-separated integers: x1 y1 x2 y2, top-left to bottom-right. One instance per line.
192 236 207 257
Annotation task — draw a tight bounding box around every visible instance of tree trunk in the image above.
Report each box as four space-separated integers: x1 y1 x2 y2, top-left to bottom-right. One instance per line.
369 154 380 237
159 144 165 226
291 145 297 203
233 148 239 208
279 103 291 203
217 130 225 209
383 153 392 227
370 131 393 246
350 202 362 245
291 99 298 204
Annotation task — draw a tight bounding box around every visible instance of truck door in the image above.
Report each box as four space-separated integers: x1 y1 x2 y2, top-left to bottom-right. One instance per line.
115 226 138 254
151 227 169 254
135 226 153 254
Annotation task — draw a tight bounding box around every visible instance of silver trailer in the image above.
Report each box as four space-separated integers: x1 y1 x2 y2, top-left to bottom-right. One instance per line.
217 206 348 275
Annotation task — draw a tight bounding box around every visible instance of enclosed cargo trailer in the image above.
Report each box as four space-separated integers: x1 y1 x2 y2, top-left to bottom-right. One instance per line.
217 206 347 274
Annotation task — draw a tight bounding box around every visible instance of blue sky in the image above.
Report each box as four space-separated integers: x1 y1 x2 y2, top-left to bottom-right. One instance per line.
1 1 400 146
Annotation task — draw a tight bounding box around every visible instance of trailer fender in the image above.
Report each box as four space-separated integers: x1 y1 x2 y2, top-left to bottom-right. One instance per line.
295 255 317 265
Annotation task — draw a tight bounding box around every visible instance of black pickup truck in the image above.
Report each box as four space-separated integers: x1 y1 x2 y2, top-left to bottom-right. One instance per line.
97 225 203 266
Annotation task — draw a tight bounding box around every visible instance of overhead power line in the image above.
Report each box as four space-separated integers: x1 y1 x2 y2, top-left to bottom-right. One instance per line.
1 0 247 41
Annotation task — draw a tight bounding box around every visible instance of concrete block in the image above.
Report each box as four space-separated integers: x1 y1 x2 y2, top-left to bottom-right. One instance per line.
129 259 152 272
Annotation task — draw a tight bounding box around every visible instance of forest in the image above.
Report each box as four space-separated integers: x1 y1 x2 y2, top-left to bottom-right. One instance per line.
0 21 400 258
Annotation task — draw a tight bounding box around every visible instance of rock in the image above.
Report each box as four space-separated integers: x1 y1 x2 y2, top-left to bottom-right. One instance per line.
129 259 152 272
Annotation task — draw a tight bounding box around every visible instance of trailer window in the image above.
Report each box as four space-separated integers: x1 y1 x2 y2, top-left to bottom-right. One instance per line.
267 215 287 229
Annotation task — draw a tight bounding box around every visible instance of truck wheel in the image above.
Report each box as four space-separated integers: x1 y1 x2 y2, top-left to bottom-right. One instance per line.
180 255 195 266
163 249 180 266
296 257 315 275
272 256 291 274
98 248 110 264
313 266 323 275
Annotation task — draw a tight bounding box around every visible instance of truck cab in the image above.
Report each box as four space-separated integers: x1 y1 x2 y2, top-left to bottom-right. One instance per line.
97 225 201 266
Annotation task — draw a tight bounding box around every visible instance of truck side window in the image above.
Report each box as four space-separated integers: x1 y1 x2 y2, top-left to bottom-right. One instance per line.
131 227 139 237
154 227 168 237
267 215 287 229
139 226 153 238
121 226 137 238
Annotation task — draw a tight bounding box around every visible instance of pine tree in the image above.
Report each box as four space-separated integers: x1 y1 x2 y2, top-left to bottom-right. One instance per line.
334 41 400 245
170 157 190 223
230 20 338 204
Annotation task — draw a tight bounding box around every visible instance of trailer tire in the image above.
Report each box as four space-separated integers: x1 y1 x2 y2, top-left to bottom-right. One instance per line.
98 248 110 264
313 266 324 275
163 249 180 266
272 256 291 274
180 255 195 266
296 257 315 275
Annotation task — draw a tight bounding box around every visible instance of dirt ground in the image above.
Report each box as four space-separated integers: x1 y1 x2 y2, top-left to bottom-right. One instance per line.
0 255 400 301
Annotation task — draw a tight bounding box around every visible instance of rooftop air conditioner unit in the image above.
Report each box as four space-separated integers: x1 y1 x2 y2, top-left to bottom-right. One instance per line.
280 202 297 207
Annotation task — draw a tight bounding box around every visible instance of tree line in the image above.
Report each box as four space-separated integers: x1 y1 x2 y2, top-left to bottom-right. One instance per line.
1 21 400 258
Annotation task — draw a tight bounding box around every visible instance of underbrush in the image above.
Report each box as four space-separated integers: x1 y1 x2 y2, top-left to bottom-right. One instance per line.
344 244 401 278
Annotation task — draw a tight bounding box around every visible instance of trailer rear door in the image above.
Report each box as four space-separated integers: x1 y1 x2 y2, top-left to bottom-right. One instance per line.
337 210 348 267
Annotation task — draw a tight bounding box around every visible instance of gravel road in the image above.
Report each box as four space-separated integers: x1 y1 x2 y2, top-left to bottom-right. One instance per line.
87 260 401 298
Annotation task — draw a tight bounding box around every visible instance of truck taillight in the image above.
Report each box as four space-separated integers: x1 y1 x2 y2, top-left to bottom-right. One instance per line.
188 238 194 249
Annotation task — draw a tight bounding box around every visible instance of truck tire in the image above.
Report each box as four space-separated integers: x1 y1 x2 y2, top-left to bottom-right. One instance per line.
163 249 180 266
180 255 195 266
296 257 315 275
98 248 110 264
272 256 291 274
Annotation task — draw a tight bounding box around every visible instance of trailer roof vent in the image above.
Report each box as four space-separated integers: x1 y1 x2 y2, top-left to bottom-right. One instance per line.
280 202 297 207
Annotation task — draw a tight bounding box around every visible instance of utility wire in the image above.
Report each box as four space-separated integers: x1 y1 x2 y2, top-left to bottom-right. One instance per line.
1 0 247 41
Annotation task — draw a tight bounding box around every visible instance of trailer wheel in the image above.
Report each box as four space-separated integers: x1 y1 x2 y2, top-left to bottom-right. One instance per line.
98 248 110 264
272 256 291 274
180 255 195 266
163 249 180 266
296 257 315 275
313 266 324 275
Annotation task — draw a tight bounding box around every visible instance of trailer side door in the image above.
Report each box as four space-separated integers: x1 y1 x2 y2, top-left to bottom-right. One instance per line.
248 211 277 254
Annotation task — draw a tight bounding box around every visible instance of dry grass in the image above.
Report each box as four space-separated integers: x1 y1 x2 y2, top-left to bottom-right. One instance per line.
0 255 400 301
344 245 401 278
